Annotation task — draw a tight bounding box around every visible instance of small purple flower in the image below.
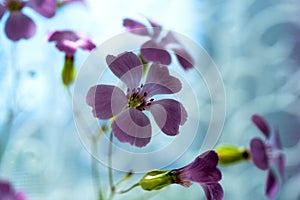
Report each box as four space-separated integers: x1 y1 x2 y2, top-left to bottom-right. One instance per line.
123 18 194 70
0 0 56 41
86 52 187 147
250 114 285 198
47 30 96 86
0 179 26 200
47 30 96 56
171 151 224 200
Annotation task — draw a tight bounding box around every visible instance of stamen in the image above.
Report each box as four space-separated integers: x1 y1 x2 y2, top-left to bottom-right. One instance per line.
150 98 154 101
146 103 151 106
144 92 147 97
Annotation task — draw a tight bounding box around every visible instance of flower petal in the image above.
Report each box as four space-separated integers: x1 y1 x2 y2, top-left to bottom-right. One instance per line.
106 52 143 89
0 180 25 200
149 99 187 136
0 4 6 20
47 30 80 42
273 154 285 181
27 0 56 18
143 63 181 97
172 47 194 70
250 138 269 170
47 30 96 54
86 85 127 120
181 151 222 183
141 40 171 65
265 169 279 198
77 38 96 51
5 12 36 41
55 40 77 55
112 108 151 147
146 18 162 38
200 183 224 200
269 128 282 150
251 114 270 138
123 18 150 36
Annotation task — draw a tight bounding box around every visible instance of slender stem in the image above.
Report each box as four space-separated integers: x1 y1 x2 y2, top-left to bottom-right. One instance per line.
91 137 105 200
73 101 106 200
0 112 13 164
108 131 115 200
0 43 19 165
118 183 140 194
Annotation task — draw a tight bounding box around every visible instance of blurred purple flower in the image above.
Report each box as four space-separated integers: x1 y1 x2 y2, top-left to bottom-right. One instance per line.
47 30 96 56
0 179 26 200
171 151 224 200
0 0 56 41
47 30 96 86
123 18 194 70
250 114 285 198
86 52 187 147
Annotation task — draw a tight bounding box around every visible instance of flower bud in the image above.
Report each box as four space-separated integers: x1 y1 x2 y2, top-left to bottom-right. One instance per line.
62 55 75 86
215 145 250 165
139 170 173 191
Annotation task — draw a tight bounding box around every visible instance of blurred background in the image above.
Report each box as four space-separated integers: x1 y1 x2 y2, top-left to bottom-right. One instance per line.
0 0 299 199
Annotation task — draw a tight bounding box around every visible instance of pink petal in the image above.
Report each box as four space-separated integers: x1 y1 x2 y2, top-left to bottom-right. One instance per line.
250 138 269 170
27 0 56 18
47 30 96 54
55 40 77 55
141 40 171 65
265 169 279 198
172 47 194 70
5 12 36 41
16 191 27 200
251 114 270 138
47 30 80 42
182 151 221 183
86 85 127 120
273 154 285 181
106 52 143 89
112 108 151 147
0 4 6 19
123 18 150 36
78 39 96 51
160 31 178 46
143 63 181 97
200 183 224 200
269 128 282 150
149 99 187 136
146 18 162 38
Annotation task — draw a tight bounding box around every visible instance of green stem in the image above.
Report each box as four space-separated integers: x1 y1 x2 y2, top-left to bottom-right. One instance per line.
91 137 105 200
0 43 19 165
108 131 115 200
118 183 140 194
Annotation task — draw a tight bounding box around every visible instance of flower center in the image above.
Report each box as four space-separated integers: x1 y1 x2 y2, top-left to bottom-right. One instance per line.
6 0 24 11
127 84 154 111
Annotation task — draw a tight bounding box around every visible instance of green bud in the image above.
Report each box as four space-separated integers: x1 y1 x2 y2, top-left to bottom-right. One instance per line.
62 55 76 87
139 170 173 191
215 145 250 165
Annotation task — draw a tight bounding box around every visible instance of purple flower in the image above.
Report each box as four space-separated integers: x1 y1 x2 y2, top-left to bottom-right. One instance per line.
170 151 224 200
47 30 96 56
123 18 194 70
86 52 187 147
250 114 285 198
0 0 56 41
0 179 26 200
47 30 96 86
